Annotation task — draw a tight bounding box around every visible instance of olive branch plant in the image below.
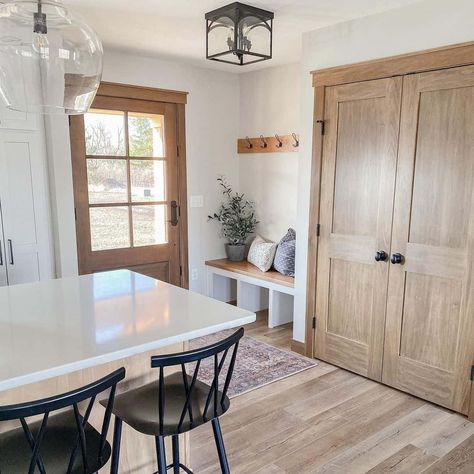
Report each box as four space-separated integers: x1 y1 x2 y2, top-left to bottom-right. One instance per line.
208 177 258 245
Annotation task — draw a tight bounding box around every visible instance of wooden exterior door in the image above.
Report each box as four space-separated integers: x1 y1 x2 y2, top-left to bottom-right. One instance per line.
383 65 474 414
71 95 183 285
314 77 402 380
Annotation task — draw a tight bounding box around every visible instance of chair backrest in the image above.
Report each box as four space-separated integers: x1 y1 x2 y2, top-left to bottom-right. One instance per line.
0 367 125 474
150 327 244 434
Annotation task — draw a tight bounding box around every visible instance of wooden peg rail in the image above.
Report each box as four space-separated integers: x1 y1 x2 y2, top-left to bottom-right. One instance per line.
237 134 299 154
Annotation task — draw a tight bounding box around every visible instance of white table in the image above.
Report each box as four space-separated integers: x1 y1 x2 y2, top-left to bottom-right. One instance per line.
0 270 255 472
0 269 255 391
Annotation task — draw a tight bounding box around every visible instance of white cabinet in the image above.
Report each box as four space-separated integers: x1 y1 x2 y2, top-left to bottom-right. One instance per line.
0 102 38 131
0 127 54 285
0 211 7 287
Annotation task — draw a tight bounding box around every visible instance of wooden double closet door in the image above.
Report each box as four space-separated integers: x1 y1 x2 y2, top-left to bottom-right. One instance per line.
314 64 474 415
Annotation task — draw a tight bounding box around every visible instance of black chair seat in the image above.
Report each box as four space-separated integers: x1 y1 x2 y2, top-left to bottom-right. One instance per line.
0 410 111 474
106 372 230 436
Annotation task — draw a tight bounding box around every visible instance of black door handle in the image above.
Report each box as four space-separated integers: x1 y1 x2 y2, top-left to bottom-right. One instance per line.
0 240 3 266
391 253 404 264
170 201 179 227
375 250 388 262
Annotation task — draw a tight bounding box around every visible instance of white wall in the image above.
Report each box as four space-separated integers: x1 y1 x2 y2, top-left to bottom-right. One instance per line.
238 63 300 242
293 0 474 341
47 49 240 293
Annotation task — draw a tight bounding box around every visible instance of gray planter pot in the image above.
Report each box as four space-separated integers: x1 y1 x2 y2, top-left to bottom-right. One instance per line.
225 244 246 262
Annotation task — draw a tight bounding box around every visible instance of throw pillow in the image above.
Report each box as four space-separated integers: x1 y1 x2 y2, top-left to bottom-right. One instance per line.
273 228 296 277
247 235 277 272
280 228 296 243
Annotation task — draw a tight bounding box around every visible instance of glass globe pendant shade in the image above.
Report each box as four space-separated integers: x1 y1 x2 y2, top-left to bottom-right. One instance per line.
0 0 103 115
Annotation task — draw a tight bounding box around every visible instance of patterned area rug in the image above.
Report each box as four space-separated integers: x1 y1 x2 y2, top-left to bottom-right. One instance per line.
189 329 317 398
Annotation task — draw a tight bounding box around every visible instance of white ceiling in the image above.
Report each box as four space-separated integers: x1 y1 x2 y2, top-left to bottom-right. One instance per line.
67 0 421 71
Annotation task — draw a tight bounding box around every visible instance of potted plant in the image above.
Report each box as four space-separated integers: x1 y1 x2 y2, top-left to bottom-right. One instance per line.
208 177 258 262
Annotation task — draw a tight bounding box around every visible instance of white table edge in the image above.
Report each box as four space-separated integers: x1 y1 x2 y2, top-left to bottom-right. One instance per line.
0 314 255 393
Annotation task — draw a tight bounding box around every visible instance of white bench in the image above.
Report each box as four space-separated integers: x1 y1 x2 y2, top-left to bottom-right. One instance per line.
205 259 294 328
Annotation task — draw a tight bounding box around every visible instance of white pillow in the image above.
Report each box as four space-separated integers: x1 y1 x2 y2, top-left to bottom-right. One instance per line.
247 235 277 272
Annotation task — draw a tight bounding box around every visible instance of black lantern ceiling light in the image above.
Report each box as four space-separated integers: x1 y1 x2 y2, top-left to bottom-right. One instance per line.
205 2 274 66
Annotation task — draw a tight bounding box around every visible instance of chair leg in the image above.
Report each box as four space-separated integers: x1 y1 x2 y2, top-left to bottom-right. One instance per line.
171 435 180 473
110 417 122 474
155 435 167 474
212 418 230 474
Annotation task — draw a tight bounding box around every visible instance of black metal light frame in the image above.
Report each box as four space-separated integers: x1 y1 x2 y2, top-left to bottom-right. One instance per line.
205 2 274 66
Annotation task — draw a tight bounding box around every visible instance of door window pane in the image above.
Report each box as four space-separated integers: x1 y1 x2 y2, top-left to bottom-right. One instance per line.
128 113 164 157
132 205 167 246
85 109 126 156
131 160 165 202
87 159 128 204
90 206 130 251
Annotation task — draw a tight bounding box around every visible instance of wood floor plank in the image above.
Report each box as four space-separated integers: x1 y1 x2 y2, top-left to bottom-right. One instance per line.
413 413 474 457
255 464 287 473
284 374 377 421
189 315 474 474
421 434 474 474
274 393 424 473
366 445 438 473
229 386 408 474
313 405 449 473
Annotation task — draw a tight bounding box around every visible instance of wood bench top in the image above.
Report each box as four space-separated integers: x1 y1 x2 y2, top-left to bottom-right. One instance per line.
205 259 295 288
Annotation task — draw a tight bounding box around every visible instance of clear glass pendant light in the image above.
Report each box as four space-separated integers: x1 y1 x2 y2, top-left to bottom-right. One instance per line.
0 0 103 114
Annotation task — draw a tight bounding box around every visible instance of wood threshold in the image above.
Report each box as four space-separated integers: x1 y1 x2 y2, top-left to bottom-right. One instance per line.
205 259 295 288
312 41 474 87
98 82 188 104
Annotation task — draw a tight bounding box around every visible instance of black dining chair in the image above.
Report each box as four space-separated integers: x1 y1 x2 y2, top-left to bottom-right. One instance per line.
0 367 125 474
106 327 244 474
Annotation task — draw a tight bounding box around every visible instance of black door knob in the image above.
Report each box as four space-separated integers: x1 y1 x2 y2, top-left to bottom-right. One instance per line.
391 253 404 264
375 250 388 262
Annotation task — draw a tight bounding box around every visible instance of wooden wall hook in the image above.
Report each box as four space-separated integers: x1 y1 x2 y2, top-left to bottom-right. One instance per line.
237 134 300 154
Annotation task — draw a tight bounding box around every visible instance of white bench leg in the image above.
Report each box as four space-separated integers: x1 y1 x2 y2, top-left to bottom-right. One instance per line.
268 290 294 328
237 280 269 312
206 268 214 297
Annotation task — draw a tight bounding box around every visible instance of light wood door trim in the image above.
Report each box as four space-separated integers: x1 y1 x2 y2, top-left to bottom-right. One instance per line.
314 77 402 380
98 82 188 105
177 103 189 289
382 65 474 415
469 378 474 422
304 86 325 357
312 41 474 87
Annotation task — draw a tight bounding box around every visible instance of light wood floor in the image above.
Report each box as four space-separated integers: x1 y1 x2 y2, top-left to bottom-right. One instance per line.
190 311 474 473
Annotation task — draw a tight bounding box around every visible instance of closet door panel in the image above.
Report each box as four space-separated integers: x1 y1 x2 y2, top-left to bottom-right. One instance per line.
0 212 7 286
383 65 474 414
315 77 402 380
0 131 53 285
0 102 37 130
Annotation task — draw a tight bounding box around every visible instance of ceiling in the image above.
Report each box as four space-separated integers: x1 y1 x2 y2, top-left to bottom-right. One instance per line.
66 0 421 72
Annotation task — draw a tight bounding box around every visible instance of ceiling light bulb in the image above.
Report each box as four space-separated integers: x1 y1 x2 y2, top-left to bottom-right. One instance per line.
32 32 49 58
